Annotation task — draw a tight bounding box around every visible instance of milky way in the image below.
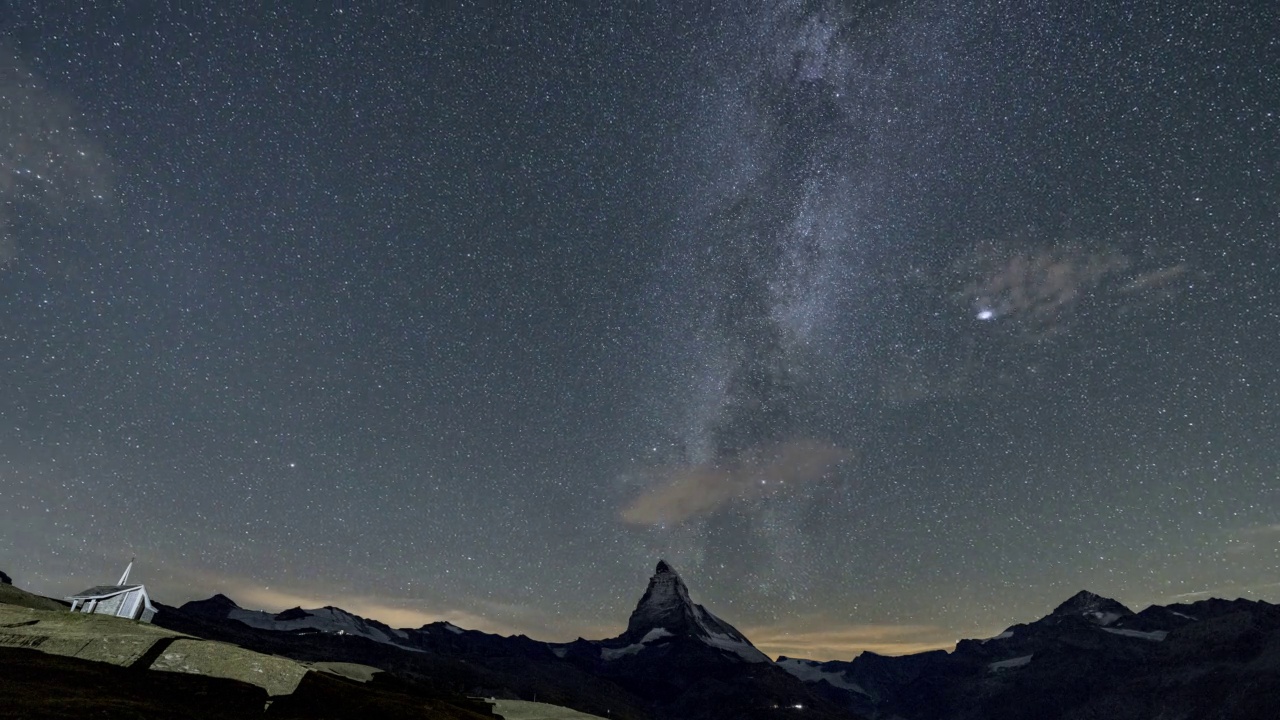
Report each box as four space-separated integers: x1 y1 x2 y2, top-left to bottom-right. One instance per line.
2 1 1277 661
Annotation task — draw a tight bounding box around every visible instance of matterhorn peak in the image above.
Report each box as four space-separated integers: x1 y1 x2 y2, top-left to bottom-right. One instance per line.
620 560 769 663
625 560 697 639
1050 590 1133 626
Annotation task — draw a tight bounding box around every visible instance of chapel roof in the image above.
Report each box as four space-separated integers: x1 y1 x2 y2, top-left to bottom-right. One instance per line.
68 584 145 599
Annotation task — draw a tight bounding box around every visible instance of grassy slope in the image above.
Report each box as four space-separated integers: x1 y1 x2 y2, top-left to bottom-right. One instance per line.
0 598 498 718
0 646 269 719
488 698 609 719
0 601 329 694
0 646 499 719
0 583 70 612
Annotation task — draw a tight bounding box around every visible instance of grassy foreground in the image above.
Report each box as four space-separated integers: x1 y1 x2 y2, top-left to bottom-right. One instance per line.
0 601 496 718
488 698 609 719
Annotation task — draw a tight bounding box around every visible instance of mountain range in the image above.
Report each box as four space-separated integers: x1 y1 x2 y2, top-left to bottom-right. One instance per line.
4 561 1280 719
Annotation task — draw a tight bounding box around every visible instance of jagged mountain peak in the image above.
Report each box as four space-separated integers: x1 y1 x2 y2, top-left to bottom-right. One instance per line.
1050 590 1133 625
421 620 468 635
180 593 242 617
620 560 769 663
273 607 311 622
624 560 699 637
217 601 409 645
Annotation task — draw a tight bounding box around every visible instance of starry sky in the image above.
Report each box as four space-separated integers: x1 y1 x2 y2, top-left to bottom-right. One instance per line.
2 1 1277 661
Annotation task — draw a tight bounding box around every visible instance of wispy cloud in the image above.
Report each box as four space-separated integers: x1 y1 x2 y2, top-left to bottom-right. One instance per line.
1167 589 1215 601
1231 523 1280 538
227 584 515 634
1 46 111 265
742 618 960 662
955 241 1192 341
1163 578 1280 605
1119 263 1190 294
620 439 850 526
145 566 549 638
1221 523 1280 556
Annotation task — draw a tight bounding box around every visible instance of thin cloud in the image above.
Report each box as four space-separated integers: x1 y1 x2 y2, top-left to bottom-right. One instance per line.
230 585 506 633
170 575 648 644
1222 523 1280 556
1163 577 1280 605
141 565 545 638
1 46 111 265
961 243 1130 336
620 439 851 526
1168 590 1215 601
1119 263 1190 293
1232 523 1280 538
743 619 959 661
956 241 1192 340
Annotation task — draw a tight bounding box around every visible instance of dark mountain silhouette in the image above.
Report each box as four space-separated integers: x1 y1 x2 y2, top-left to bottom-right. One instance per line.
546 561 851 719
777 590 1280 720
7 564 1278 719
616 559 768 660
156 561 854 720
157 575 1280 720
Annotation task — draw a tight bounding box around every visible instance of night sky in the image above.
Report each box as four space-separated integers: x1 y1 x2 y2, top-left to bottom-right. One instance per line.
2 1 1277 661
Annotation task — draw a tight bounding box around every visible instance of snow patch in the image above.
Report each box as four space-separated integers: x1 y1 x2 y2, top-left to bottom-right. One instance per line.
228 607 405 645
984 630 1014 642
777 658 867 693
601 627 674 660
601 643 644 660
1103 628 1168 641
640 627 672 643
550 646 568 659
989 654 1033 671
1090 611 1123 626
702 630 770 663
1170 611 1197 621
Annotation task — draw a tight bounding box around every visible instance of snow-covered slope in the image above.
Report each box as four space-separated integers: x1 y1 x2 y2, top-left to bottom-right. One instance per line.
600 627 672 660
777 656 867 693
227 604 410 645
180 594 412 647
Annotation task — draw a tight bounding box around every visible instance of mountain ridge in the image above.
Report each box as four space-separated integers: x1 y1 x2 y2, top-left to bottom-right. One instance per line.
157 561 851 719
146 571 1280 720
